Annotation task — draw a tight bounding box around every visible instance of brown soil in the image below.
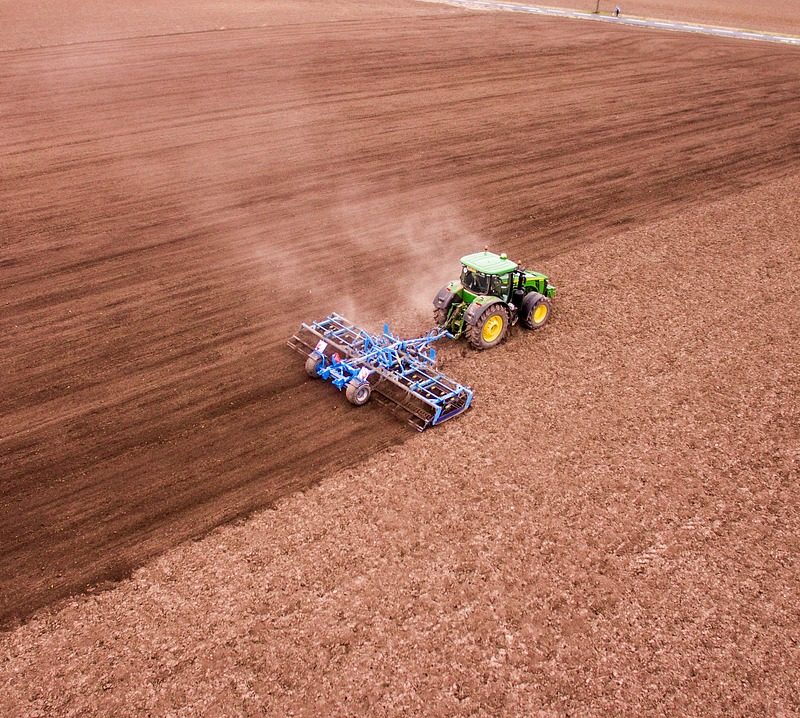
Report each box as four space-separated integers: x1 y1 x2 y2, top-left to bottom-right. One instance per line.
1 0 799 704
2 165 797 717
528 0 800 35
0 0 456 51
3 0 800 629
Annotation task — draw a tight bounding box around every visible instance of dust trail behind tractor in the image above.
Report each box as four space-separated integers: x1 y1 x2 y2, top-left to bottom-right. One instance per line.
288 313 472 430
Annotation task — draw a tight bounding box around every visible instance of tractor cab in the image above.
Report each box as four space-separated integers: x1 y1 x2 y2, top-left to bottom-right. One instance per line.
459 251 518 301
460 266 502 296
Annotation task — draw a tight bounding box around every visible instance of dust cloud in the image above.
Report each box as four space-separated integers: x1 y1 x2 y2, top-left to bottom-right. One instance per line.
330 189 479 327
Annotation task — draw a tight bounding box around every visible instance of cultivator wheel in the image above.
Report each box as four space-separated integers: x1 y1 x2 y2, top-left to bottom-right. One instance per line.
345 380 372 406
305 355 321 378
468 305 509 350
520 292 552 330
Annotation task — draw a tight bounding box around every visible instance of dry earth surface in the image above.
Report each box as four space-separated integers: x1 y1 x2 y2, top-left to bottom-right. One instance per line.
534 0 800 35
3 0 800 627
0 0 453 51
2 171 798 716
1 0 799 712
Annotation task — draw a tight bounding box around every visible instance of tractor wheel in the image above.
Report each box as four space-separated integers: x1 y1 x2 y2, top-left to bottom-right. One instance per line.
520 292 552 330
467 304 509 350
433 285 458 328
345 380 372 406
305 355 322 378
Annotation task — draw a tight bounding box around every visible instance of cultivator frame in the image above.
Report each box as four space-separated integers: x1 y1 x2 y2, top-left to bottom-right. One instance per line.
288 313 472 430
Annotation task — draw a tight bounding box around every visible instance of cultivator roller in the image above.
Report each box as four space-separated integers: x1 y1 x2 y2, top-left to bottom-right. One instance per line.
288 313 473 430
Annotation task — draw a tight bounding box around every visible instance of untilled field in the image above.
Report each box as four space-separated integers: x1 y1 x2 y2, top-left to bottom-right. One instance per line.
3 0 800 627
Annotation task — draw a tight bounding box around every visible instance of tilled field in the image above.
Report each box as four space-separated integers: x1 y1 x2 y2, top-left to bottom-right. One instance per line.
1 0 799 657
3 0 800 627
538 0 800 36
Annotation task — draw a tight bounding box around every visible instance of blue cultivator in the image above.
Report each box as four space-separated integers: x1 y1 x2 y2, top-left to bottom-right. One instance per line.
288 313 473 430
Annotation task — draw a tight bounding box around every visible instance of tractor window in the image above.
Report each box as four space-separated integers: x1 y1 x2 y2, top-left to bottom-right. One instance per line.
461 267 490 295
498 274 512 298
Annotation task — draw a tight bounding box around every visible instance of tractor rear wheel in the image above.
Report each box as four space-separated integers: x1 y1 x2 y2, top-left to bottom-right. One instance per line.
520 292 552 330
345 380 372 406
305 355 322 378
433 285 458 328
467 304 509 350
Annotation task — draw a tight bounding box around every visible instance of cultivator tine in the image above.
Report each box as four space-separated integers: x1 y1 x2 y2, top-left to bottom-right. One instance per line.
373 378 437 431
287 313 367 361
373 365 472 430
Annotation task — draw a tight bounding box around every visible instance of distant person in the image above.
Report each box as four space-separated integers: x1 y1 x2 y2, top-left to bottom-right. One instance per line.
614 5 621 16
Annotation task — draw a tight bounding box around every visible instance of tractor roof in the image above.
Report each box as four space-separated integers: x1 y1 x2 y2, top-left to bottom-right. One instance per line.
460 251 517 275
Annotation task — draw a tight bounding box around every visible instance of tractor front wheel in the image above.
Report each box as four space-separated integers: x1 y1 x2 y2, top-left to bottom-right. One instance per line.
467 305 509 350
345 380 372 406
520 292 552 330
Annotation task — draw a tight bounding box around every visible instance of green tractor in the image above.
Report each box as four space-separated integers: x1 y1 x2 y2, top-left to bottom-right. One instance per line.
433 250 556 350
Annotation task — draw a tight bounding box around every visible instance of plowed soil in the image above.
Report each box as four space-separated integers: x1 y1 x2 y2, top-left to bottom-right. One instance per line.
539 0 800 36
1 0 798 678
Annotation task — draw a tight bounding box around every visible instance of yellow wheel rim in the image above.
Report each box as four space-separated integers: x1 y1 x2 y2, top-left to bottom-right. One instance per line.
482 314 504 342
533 303 548 324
